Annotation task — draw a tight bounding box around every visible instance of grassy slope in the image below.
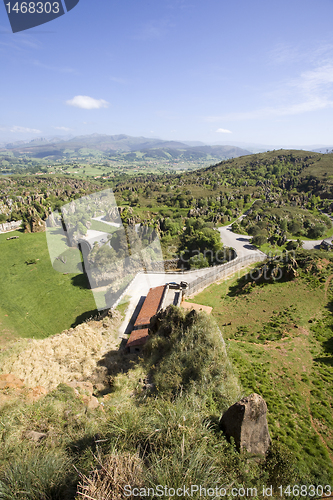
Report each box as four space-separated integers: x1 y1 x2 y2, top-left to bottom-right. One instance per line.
0 308 296 499
187 266 333 484
215 149 324 175
0 230 97 343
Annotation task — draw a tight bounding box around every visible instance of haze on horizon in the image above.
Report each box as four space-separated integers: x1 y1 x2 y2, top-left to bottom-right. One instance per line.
1 0 333 147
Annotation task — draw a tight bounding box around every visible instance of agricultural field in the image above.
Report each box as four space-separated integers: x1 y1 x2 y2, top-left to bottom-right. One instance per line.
188 253 333 483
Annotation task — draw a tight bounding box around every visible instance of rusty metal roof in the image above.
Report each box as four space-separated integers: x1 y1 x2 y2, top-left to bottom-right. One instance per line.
134 285 166 327
126 328 149 348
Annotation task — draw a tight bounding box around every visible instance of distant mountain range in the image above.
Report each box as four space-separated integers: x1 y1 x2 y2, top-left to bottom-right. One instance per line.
311 147 333 154
1 135 332 156
0 134 252 161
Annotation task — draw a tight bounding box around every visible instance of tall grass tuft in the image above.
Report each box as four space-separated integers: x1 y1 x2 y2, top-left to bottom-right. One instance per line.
76 451 144 500
0 448 73 500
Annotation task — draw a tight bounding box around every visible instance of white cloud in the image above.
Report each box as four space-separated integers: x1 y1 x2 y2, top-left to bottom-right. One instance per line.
66 95 109 110
207 98 333 122
33 60 75 74
10 126 41 133
296 63 333 94
54 126 72 131
0 32 41 52
109 76 127 84
269 41 333 67
269 43 301 65
216 128 232 133
206 60 333 123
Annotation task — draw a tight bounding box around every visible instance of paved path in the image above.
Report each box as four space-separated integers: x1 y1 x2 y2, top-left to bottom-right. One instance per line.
218 225 266 258
300 240 322 250
83 229 110 247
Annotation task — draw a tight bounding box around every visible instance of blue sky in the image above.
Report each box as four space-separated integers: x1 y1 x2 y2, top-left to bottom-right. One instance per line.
1 0 333 147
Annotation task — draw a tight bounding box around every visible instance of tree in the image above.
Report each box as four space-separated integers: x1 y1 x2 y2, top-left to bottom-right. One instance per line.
163 218 181 236
10 211 20 221
180 220 223 266
288 220 303 236
280 219 288 232
110 229 129 258
286 240 298 250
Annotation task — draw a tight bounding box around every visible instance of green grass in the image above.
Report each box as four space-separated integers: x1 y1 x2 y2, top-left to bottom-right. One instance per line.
89 219 118 233
0 230 97 341
116 297 130 317
189 258 333 484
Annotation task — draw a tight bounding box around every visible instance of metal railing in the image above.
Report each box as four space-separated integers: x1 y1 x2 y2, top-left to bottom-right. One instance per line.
183 253 266 297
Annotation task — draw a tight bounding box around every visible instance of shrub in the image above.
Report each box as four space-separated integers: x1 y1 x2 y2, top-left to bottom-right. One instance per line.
144 307 240 410
252 233 267 246
307 223 326 239
189 253 209 269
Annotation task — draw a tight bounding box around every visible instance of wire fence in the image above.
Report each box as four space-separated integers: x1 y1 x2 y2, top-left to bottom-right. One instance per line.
183 252 266 297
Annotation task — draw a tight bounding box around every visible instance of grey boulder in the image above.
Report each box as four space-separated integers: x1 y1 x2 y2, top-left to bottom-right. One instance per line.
220 393 271 456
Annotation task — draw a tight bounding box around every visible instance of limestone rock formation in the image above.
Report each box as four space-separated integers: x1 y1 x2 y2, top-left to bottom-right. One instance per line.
23 208 45 233
220 393 271 456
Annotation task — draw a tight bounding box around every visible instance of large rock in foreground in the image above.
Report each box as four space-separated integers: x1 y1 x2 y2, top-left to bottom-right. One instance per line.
220 393 271 456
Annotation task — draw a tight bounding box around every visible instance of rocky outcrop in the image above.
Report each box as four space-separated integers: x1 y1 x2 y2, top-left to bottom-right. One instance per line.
23 208 45 233
220 393 271 456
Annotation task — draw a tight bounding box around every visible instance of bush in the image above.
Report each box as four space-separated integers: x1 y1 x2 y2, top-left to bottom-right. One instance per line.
288 220 303 236
307 224 326 239
286 240 298 250
189 253 209 269
263 442 300 490
252 233 267 246
144 307 240 409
